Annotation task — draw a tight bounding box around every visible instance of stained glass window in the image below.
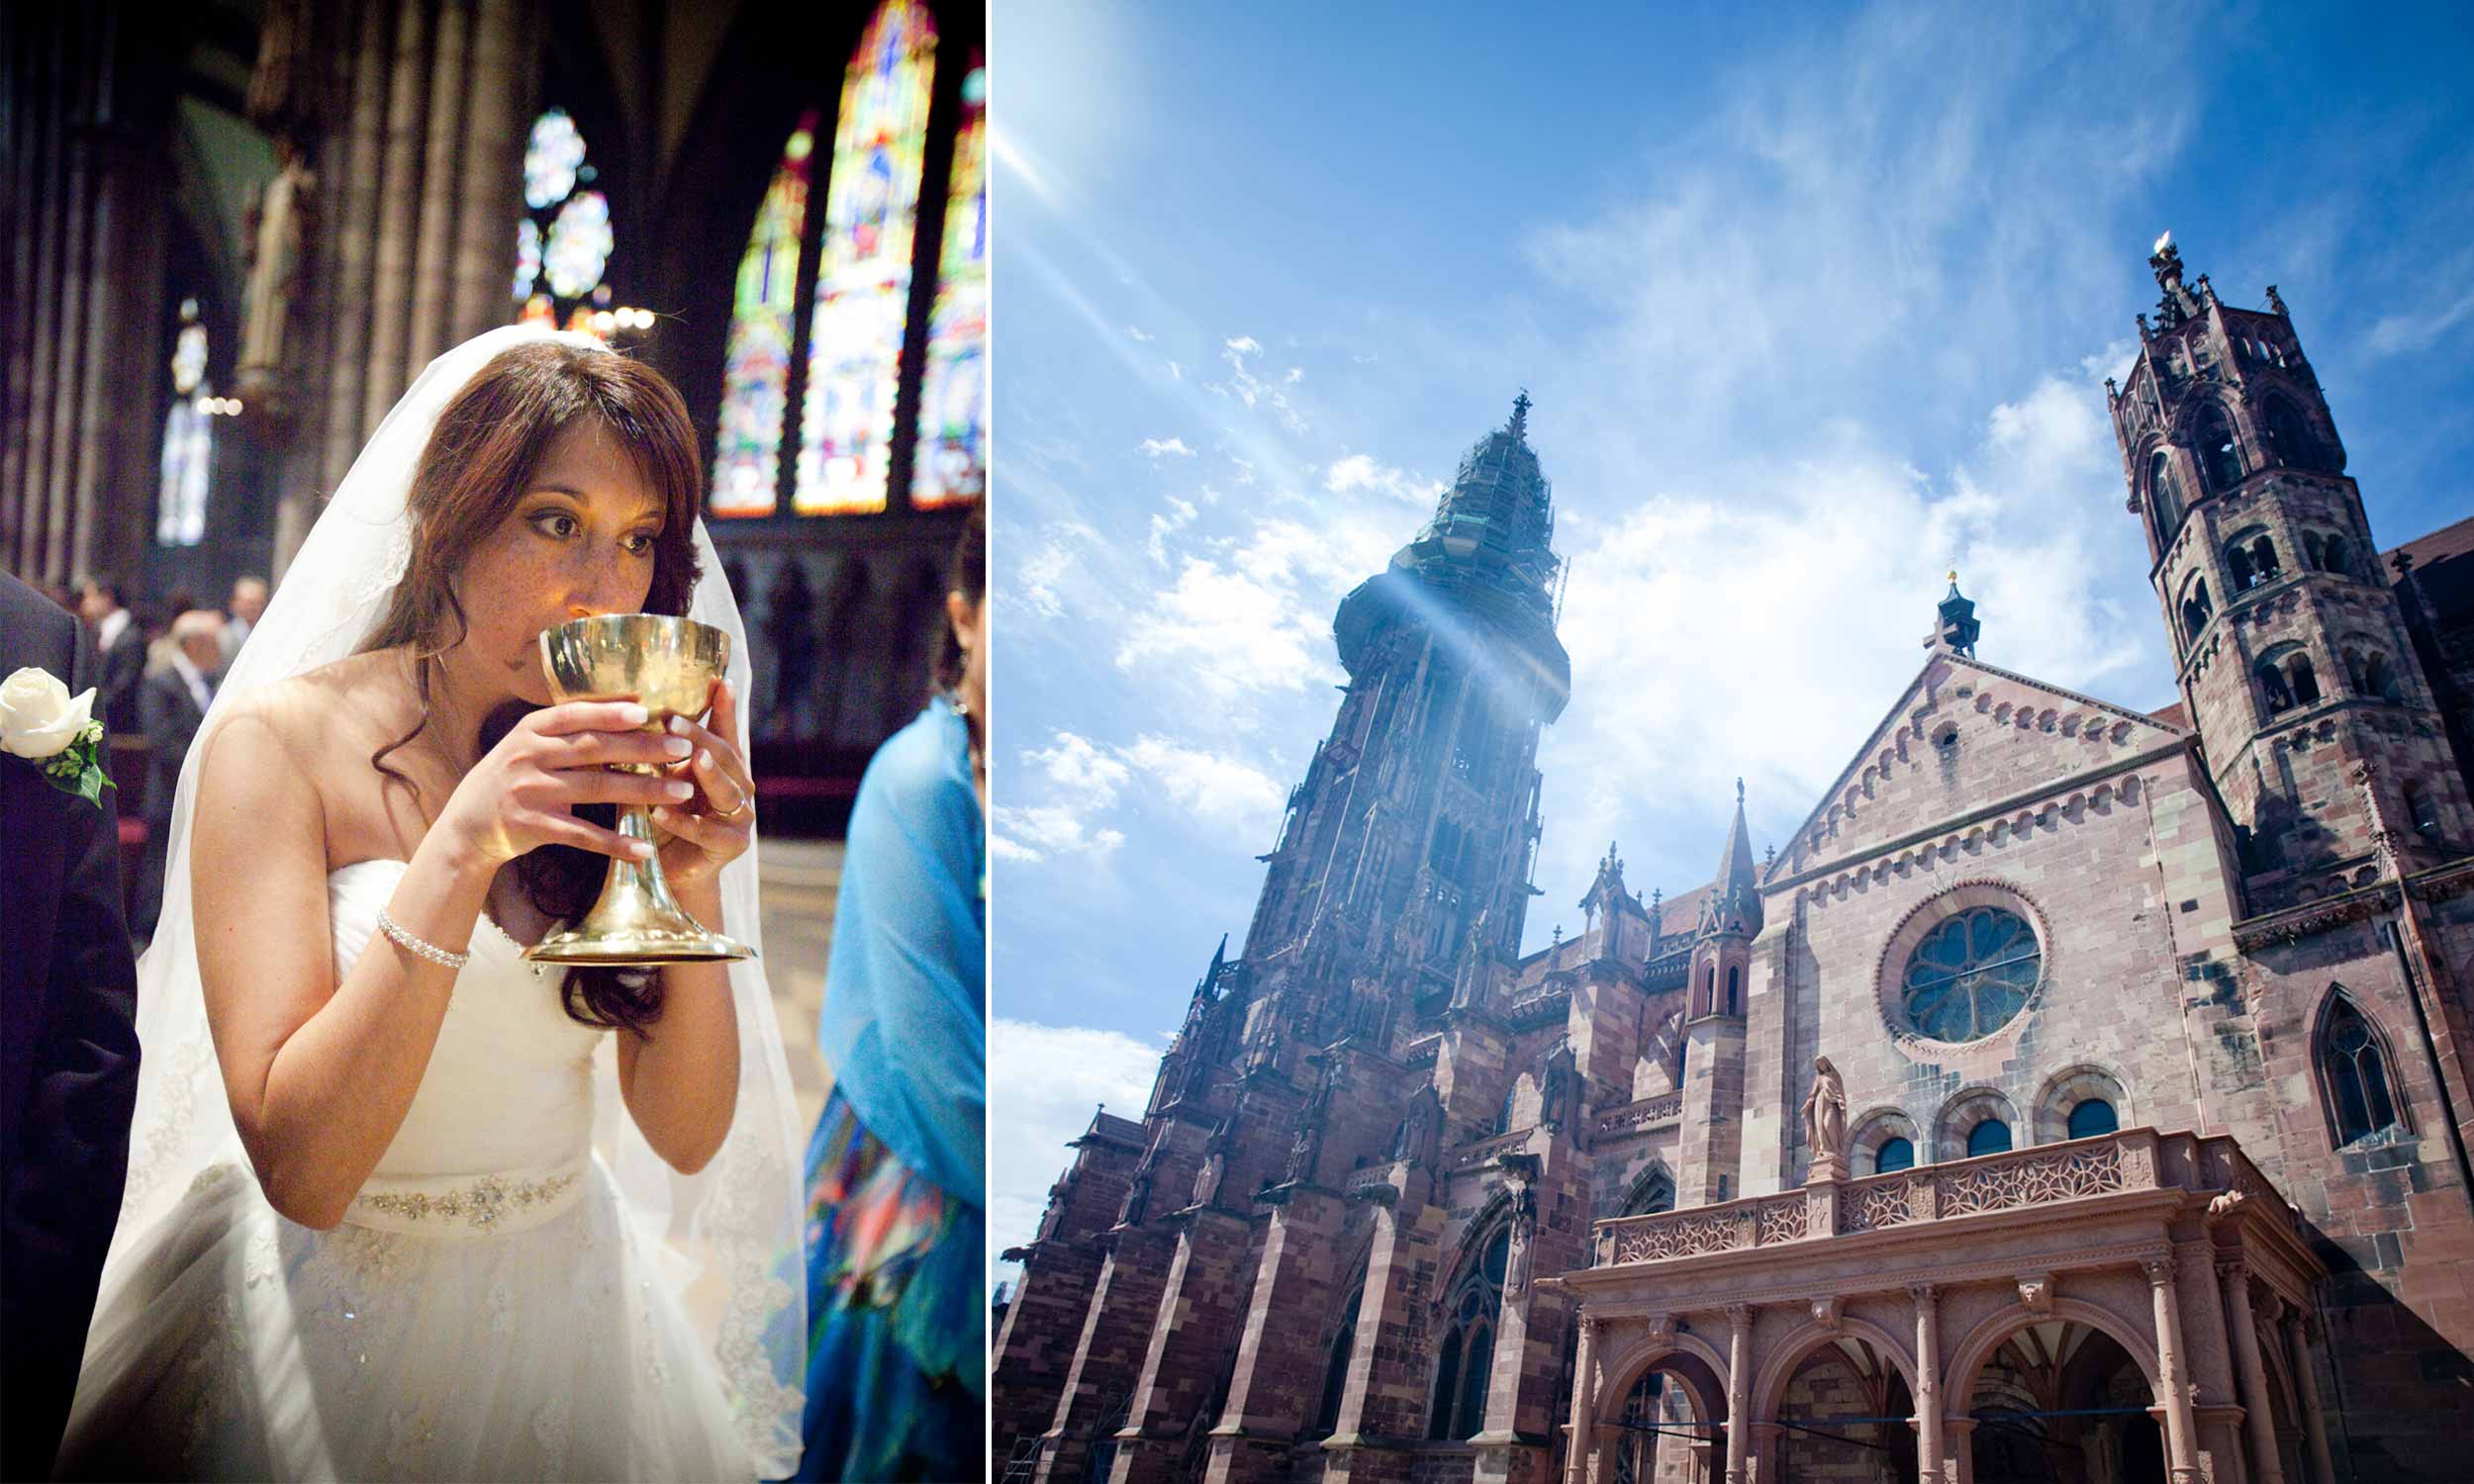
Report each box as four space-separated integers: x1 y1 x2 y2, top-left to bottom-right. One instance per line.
157 300 212 547
910 56 986 510
711 114 819 517
1900 906 2040 1042
795 1 937 515
515 107 611 336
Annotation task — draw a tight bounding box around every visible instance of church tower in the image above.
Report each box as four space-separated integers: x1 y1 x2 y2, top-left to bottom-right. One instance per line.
2109 234 2474 900
1235 393 1572 1068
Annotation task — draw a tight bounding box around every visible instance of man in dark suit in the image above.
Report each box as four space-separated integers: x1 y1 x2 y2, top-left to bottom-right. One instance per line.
0 573 143 1480
74 574 145 737
134 608 221 940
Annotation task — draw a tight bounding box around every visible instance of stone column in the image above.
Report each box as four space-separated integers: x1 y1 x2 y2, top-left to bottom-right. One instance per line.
1913 1284 1945 1484
1942 1418 1977 1484
2266 1306 2326 1484
1724 1305 1754 1484
1565 1313 1599 1484
2146 1257 2202 1484
2217 1259 2286 1484
2280 1311 2335 1484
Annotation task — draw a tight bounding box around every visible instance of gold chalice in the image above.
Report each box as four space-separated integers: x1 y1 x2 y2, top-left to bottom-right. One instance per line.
523 613 755 967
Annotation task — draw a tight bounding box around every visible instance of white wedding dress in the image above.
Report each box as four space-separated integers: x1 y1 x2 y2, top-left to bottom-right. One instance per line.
57 861 757 1482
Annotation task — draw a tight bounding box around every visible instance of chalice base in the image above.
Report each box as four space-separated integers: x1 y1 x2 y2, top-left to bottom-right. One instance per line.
523 806 753 967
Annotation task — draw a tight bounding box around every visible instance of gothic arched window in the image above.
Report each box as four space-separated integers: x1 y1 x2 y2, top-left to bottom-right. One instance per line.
2324 535 2354 579
1428 1229 1509 1440
1621 1166 1675 1216
1725 964 1741 1016
156 299 215 547
516 107 614 332
1315 1287 1364 1435
797 0 939 514
2322 998 2401 1147
1873 1137 1915 1173
2147 451 2182 540
2264 397 2329 472
710 113 818 517
2363 651 2401 703
1965 1119 2013 1157
910 54 987 510
2180 576 2213 646
1494 1079 1522 1137
2066 1098 2118 1139
2289 653 2322 706
2191 407 2243 495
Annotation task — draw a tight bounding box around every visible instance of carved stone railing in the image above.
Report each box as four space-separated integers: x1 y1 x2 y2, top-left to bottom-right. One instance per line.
1592 1092 1684 1141
1448 1128 1536 1172
1505 990 1570 1031
1401 1036 1443 1069
1592 1128 2284 1266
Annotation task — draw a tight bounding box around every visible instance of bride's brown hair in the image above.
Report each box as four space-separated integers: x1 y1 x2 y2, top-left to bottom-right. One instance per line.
361 338 707 1035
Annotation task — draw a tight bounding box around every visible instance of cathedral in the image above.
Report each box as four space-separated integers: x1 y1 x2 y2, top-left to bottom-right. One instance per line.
993 244 2474 1484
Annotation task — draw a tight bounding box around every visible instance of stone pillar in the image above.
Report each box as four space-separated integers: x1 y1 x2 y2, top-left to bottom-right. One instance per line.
1205 1186 1349 1484
1943 1418 1977 1484
1913 1284 1945 1484
2280 1312 2335 1484
1746 1422 1784 1484
1034 1229 1180 1484
2146 1257 2202 1484
1110 1208 1253 1484
1723 1305 1753 1484
2217 1260 2286 1484
1565 1314 1599 1484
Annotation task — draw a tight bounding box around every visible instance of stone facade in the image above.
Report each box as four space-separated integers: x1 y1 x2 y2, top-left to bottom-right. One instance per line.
995 253 2474 1484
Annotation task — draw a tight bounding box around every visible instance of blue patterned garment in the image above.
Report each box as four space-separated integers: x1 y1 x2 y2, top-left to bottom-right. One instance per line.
795 698 985 1482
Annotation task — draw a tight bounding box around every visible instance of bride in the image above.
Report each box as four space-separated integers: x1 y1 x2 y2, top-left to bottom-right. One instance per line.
56 326 806 1480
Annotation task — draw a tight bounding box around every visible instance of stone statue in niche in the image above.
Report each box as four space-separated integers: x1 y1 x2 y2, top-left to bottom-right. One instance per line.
1391 1085 1444 1167
1189 1118 1233 1209
1802 1056 1849 1180
1539 1040 1580 1132
238 139 316 397
1501 1161 1540 1299
1285 1062 1336 1186
1120 1146 1160 1227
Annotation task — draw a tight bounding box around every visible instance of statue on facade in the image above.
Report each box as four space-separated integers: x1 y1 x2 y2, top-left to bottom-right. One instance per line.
1391 1084 1444 1167
1501 1162 1540 1300
238 139 316 399
1189 1117 1233 1209
1539 1040 1579 1132
1802 1056 1849 1180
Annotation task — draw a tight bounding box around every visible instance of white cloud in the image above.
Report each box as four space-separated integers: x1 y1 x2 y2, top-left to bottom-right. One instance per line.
1168 359 1186 381
1026 730 1132 806
1014 521 1110 620
1146 495 1200 564
1121 735 1285 832
1140 436 1196 459
1127 325 1155 342
992 803 1127 863
1209 338 1308 434
1114 514 1398 703
1285 367 1305 385
988 1019 1164 1287
1326 453 1445 506
2364 285 2474 359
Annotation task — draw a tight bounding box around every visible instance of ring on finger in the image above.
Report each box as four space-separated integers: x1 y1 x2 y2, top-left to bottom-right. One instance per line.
712 778 752 822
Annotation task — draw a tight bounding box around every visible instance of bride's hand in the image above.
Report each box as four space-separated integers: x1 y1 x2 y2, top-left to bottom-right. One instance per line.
435 699 695 868
647 678 755 889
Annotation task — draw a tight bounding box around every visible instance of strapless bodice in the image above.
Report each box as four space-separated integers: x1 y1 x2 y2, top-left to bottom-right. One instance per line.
328 860 606 1233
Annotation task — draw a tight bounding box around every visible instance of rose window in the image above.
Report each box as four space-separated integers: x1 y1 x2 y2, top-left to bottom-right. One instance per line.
1899 906 2040 1042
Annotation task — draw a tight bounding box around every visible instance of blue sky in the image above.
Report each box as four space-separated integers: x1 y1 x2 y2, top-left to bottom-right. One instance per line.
984 0 2474 1262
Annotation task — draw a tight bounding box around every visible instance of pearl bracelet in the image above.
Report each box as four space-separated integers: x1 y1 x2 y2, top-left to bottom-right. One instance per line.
375 907 471 972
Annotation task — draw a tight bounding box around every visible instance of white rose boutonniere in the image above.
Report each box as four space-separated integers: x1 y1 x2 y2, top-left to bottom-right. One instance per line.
1 666 113 806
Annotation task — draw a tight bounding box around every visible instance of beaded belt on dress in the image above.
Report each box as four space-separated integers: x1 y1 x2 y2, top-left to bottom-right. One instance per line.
343 1161 588 1237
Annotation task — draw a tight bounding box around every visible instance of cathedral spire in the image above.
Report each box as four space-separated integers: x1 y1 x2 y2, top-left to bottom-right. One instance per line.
1510 389 1532 443
1699 781 1761 939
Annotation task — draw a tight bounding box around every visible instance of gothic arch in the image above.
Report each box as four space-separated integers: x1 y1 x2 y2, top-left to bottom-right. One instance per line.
1618 1160 1676 1216
1749 1317 1920 1424
2175 395 2251 497
1947 1296 2161 1413
1593 1329 1731 1432
2310 984 2415 1148
1850 1106 1920 1173
2033 1065 2131 1145
1440 1193 1519 1293
1935 1086 2019 1161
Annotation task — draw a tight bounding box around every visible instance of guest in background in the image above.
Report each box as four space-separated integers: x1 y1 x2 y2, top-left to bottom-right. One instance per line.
220 575 267 667
132 609 222 940
143 589 203 678
795 509 987 1482
75 576 145 735
0 572 142 1481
